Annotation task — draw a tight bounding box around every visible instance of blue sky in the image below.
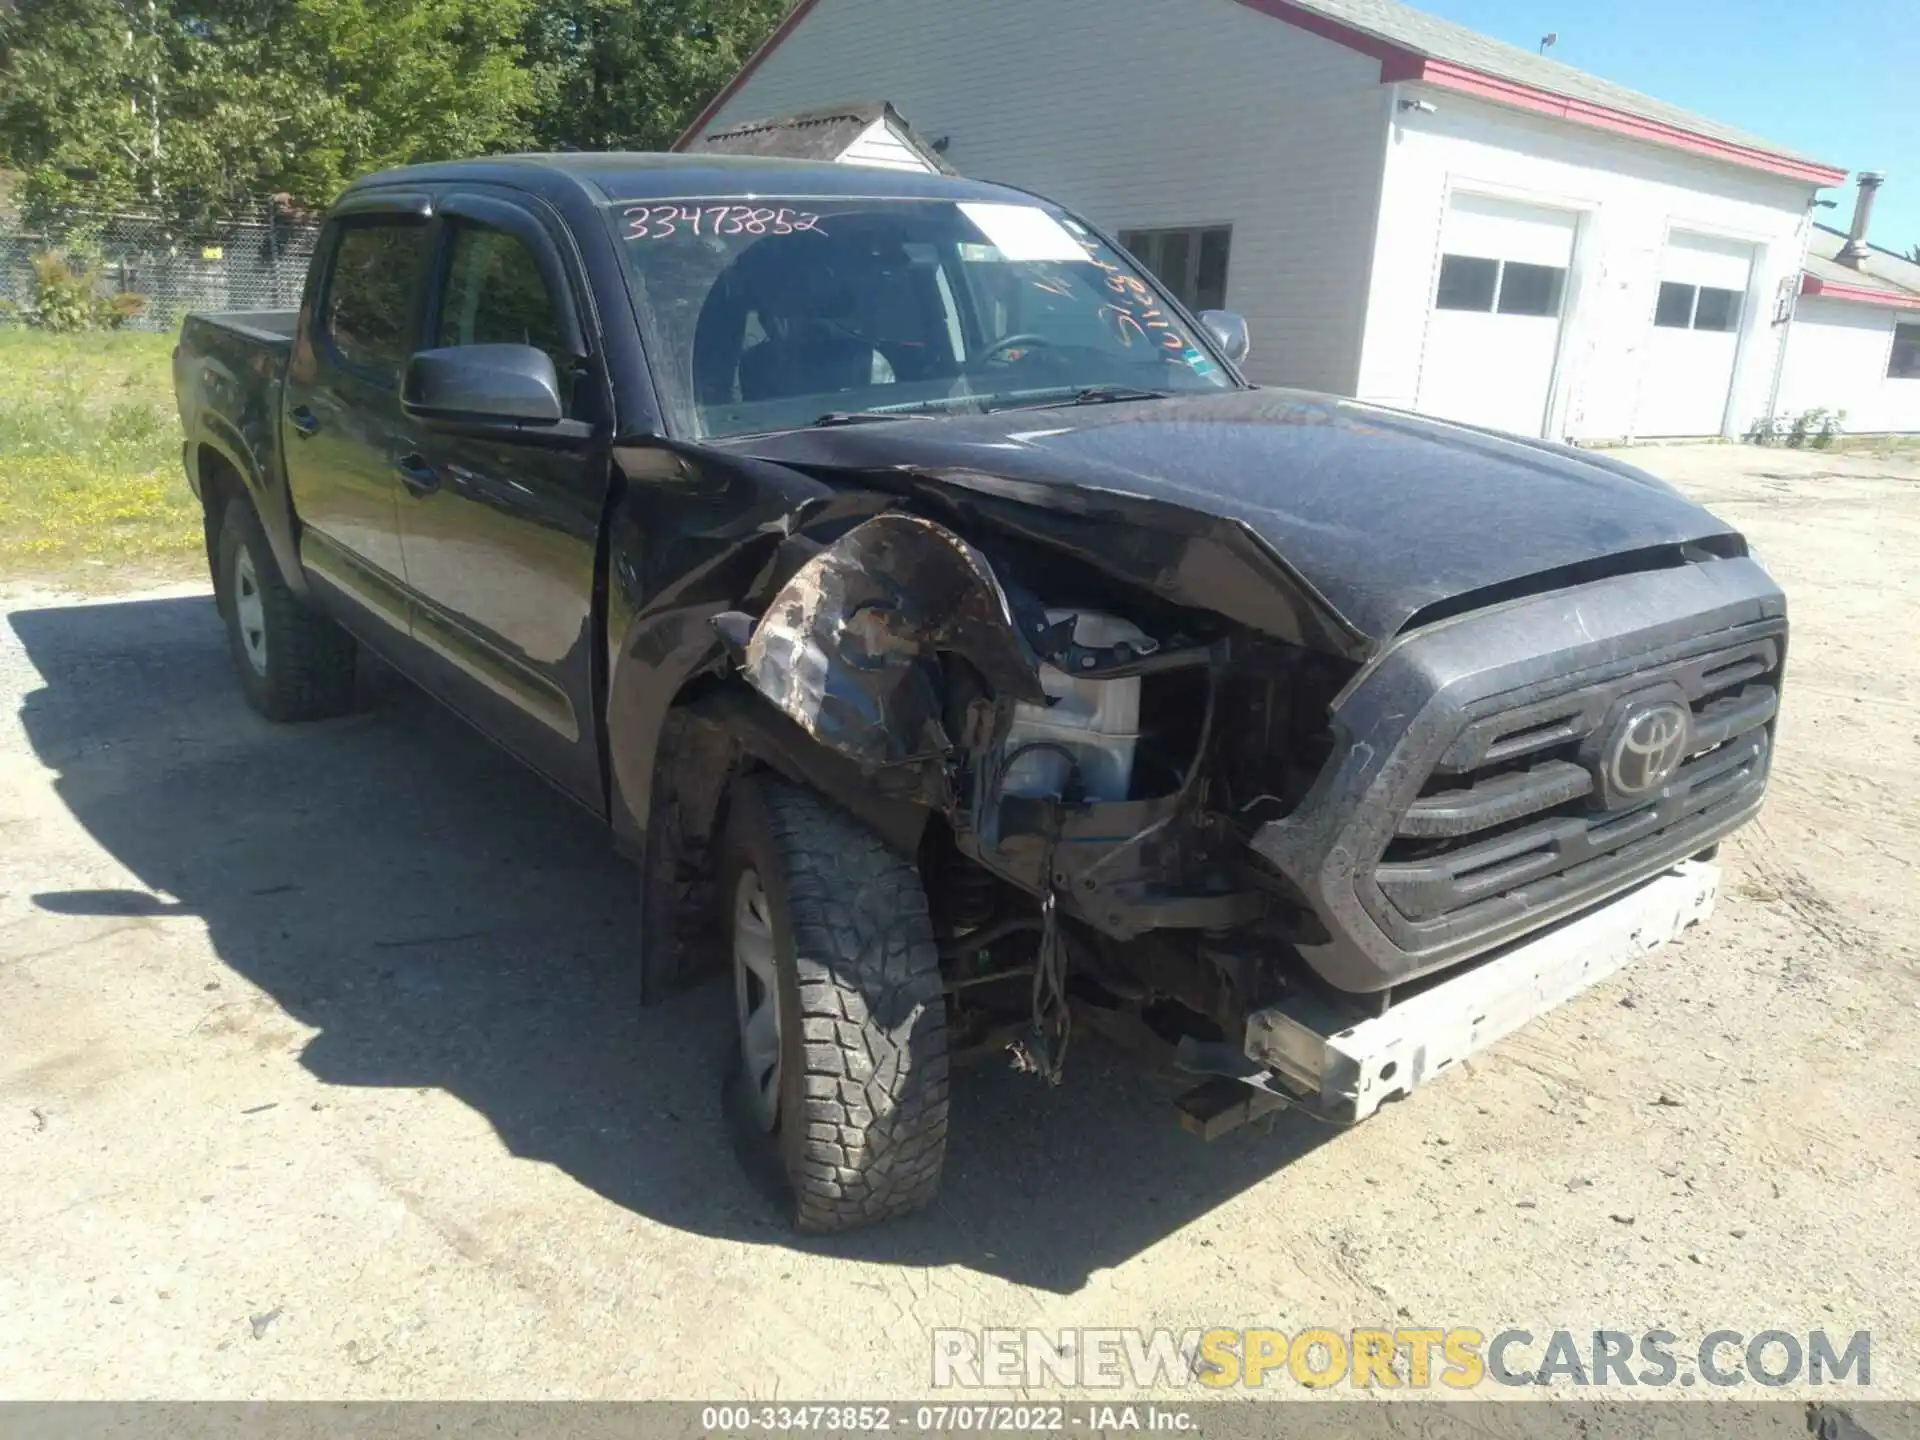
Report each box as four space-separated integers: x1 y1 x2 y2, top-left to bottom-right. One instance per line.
1416 0 1919 255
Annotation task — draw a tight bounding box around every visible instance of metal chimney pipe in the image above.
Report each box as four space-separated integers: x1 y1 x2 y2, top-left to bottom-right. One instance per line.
1838 171 1884 265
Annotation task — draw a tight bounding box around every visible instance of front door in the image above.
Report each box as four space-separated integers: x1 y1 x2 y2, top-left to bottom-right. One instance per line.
283 212 433 628
396 200 610 808
1415 194 1577 438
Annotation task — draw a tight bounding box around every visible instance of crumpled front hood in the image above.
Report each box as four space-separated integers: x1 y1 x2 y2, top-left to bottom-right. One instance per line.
710 388 1740 646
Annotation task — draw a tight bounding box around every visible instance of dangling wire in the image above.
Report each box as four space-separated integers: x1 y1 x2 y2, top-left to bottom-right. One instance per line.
1028 886 1072 1084
1004 798 1072 1085
988 739 1080 1084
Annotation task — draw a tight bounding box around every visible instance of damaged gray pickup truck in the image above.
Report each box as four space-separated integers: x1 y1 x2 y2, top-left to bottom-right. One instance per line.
174 154 1784 1232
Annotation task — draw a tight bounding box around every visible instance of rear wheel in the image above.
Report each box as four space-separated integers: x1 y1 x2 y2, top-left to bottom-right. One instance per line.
215 501 357 722
718 776 949 1232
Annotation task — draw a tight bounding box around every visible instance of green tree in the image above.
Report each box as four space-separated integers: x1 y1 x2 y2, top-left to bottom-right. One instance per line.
0 0 541 225
0 0 168 217
521 0 788 153
0 0 790 226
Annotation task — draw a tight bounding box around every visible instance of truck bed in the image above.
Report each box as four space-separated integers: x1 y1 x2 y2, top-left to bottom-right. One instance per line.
188 309 299 346
173 310 299 522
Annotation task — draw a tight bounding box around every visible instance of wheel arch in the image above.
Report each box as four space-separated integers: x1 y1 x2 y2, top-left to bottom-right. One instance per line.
194 441 248 600
619 663 936 1005
193 424 310 602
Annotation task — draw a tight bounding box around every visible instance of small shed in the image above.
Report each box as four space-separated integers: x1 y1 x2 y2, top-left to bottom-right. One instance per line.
689 100 955 176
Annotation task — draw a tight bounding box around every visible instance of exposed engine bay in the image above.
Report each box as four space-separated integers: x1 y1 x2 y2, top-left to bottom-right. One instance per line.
632 394 1785 1116
689 505 1369 1089
639 460 1783 1119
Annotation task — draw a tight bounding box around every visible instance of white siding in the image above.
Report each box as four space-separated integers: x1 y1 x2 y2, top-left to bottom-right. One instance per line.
836 118 939 173
697 0 1390 391
1778 297 1920 435
1357 90 1817 440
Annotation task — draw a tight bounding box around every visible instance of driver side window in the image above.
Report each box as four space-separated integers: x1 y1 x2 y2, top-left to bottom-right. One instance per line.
435 221 576 415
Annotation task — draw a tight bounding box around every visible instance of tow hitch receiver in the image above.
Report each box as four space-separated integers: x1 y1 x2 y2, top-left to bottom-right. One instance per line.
1237 860 1720 1126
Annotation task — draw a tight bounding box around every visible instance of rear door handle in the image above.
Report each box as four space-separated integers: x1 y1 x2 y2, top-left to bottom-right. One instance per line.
394 453 441 497
289 405 319 437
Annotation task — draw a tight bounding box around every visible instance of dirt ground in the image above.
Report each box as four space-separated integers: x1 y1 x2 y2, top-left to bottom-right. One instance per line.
1 442 1916 1402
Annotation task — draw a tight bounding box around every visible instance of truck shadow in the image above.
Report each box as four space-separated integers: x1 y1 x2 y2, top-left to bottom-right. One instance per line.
10 593 1337 1295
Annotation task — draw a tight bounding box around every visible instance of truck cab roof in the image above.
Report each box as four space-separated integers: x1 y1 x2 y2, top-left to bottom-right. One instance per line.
342 151 1027 208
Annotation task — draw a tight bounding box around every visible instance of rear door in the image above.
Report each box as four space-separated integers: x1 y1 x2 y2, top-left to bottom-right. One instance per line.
1634 231 1754 438
396 191 610 808
283 197 434 630
1415 194 1577 438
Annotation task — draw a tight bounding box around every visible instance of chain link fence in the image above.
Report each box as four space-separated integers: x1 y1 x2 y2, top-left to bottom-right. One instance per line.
0 198 322 333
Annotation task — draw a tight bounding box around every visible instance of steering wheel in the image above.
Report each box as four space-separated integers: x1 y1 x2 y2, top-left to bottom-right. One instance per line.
979 333 1054 364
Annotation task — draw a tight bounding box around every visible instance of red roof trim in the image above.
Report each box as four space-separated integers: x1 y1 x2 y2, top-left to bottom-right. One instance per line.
681 0 1849 188
1800 273 1920 311
673 0 825 151
1410 60 1849 186
1231 0 1845 187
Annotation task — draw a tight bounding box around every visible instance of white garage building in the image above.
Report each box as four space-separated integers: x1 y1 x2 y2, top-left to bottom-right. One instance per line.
676 0 1859 441
1777 209 1920 436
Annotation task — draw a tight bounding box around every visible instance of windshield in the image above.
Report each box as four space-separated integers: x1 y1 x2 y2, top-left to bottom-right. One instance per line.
608 195 1239 438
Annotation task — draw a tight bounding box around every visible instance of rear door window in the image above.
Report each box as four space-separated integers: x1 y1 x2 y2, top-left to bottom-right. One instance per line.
323 221 431 375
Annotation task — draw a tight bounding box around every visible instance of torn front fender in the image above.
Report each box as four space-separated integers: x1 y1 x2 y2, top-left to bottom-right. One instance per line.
736 513 1047 769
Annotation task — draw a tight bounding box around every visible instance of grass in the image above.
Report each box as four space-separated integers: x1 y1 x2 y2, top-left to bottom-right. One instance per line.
0 328 204 583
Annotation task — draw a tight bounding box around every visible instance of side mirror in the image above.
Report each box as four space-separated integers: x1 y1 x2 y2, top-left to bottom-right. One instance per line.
1199 310 1251 366
402 344 563 424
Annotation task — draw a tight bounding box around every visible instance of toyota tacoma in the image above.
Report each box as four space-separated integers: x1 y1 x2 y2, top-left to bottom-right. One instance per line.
173 154 1784 1232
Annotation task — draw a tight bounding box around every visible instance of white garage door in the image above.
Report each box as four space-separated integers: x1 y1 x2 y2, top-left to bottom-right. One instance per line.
1635 232 1754 437
1415 194 1577 437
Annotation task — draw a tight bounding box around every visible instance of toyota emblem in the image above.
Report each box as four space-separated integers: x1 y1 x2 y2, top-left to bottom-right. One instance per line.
1604 701 1691 799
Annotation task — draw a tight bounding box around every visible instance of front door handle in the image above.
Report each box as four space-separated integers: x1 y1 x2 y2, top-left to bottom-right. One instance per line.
289 405 319 437
395 453 441 497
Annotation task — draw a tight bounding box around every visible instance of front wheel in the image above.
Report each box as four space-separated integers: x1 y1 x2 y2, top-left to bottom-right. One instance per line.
718 776 949 1232
215 501 357 723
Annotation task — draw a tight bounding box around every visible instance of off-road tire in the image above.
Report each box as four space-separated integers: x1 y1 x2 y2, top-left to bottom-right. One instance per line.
215 500 357 723
719 776 949 1232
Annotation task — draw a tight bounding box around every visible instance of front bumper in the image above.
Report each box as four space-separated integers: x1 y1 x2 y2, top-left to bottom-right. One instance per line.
1245 858 1720 1122
1249 556 1784 993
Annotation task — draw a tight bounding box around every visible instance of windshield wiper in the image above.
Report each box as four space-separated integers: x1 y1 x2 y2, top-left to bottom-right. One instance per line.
1064 385 1171 405
810 410 933 427
987 385 1173 414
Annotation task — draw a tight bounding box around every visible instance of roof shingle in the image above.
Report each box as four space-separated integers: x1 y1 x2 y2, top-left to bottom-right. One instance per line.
1801 223 1920 310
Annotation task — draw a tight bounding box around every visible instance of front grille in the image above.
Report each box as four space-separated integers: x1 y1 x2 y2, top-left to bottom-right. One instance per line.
1371 635 1780 931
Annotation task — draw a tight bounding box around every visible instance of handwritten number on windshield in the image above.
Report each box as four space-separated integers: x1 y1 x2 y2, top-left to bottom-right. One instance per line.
623 205 826 240
1080 253 1191 356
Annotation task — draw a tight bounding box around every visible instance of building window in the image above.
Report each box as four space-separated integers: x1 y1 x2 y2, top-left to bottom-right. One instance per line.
1889 321 1920 380
1118 226 1231 311
1497 262 1566 317
1654 281 1694 328
1655 281 1743 332
1693 286 1742 332
1435 255 1498 311
1433 253 1566 316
